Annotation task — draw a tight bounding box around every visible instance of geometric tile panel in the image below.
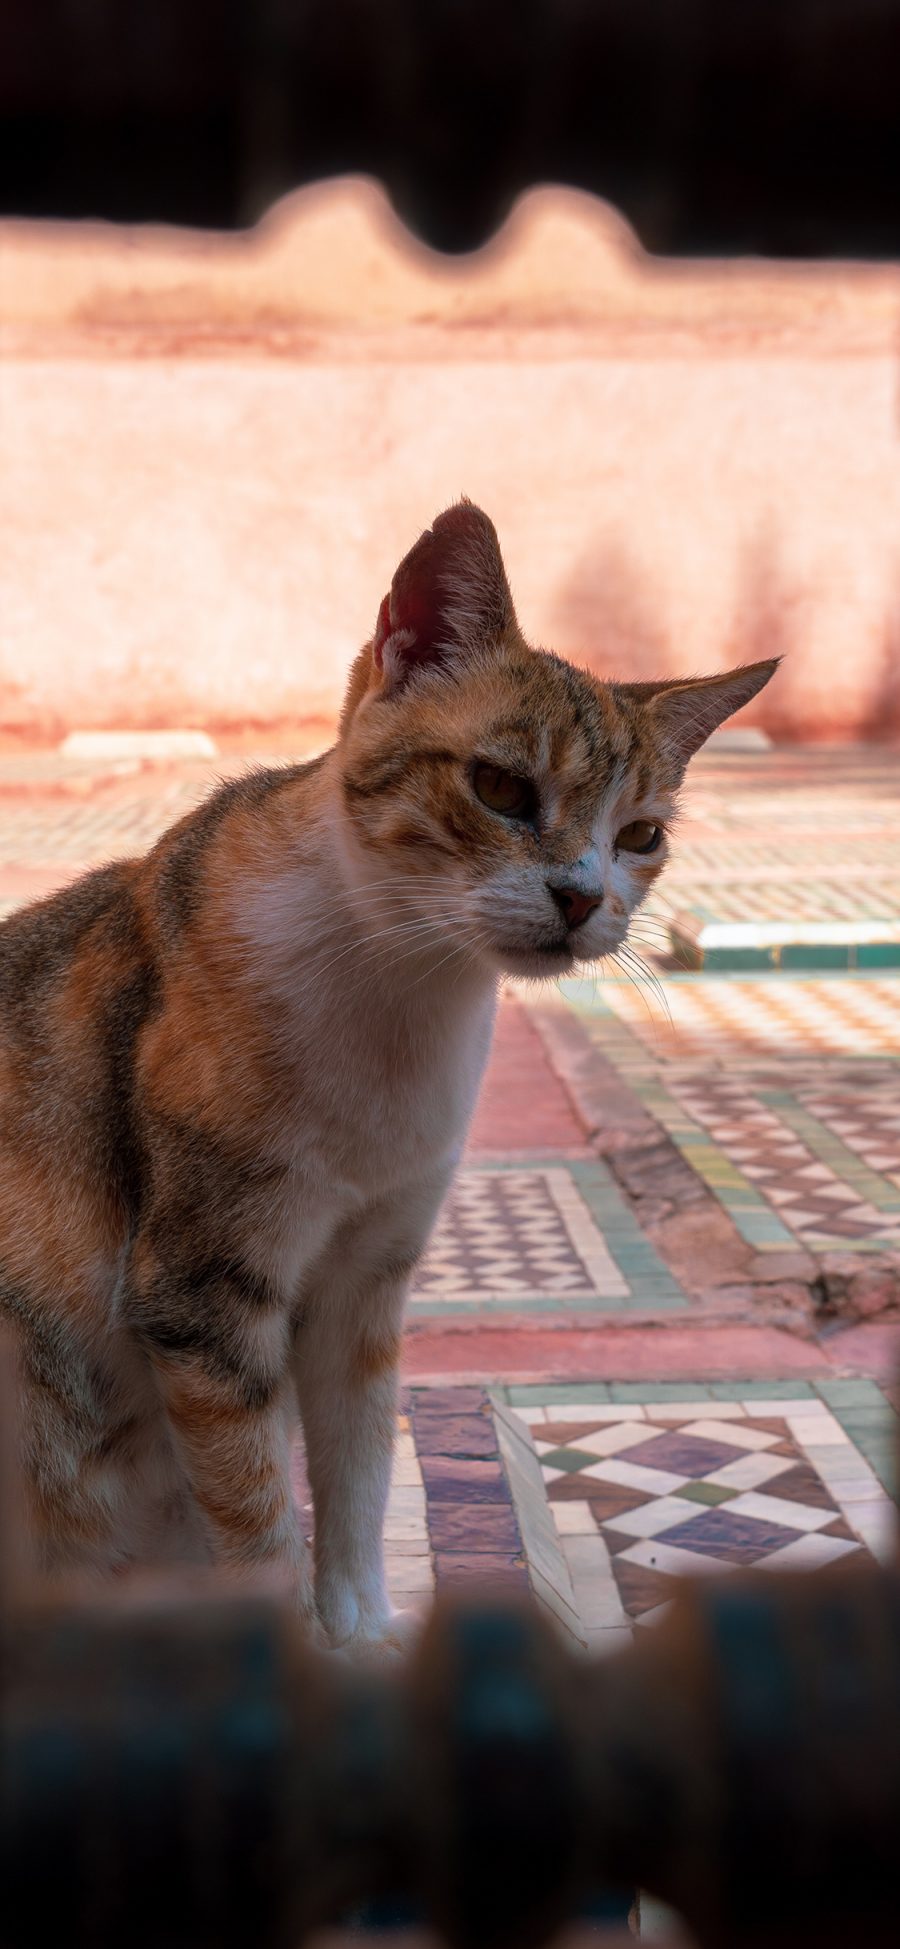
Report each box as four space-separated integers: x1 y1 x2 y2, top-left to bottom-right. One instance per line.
409 1163 668 1315
414 1167 628 1303
669 874 900 926
560 974 900 1263
598 972 900 1062
669 1075 900 1249
517 1393 898 1652
798 1084 900 1189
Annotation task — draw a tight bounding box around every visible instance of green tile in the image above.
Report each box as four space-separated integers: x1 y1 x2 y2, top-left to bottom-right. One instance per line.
507 1383 612 1406
857 942 900 968
839 1406 898 1431
676 1482 737 1505
702 947 776 972
780 945 850 971
710 1379 817 1400
607 1382 713 1404
816 1379 890 1409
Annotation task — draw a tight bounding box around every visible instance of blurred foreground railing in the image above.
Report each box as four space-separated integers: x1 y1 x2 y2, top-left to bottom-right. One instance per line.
2 1551 899 1944
1 1348 899 1949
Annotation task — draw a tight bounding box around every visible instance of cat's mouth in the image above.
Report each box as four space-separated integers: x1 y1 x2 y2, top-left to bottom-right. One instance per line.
495 937 577 978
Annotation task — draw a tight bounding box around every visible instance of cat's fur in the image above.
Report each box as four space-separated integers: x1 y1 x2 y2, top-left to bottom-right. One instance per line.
0 502 775 1653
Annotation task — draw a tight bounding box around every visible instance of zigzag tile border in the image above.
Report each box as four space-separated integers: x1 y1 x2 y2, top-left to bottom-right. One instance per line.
560 978 900 1260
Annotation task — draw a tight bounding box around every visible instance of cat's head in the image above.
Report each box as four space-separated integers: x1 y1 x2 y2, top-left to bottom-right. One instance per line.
337 502 776 981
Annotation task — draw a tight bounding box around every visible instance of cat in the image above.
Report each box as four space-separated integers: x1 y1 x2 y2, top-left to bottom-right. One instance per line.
0 501 775 1655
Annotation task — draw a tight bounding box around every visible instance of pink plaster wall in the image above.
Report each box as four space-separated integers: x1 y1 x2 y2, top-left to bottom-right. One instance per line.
2 183 898 744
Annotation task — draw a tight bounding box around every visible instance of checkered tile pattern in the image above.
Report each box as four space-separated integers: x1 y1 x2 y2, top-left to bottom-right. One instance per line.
413 1167 628 1303
1 783 197 867
663 877 900 924
798 1082 900 1188
671 1075 900 1247
520 1397 897 1648
601 974 900 1060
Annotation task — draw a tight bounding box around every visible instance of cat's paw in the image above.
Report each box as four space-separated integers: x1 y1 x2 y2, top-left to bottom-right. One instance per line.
338 1608 420 1665
320 1588 421 1663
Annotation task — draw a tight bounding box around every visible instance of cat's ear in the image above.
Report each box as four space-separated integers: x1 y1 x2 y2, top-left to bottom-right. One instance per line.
622 659 779 763
372 500 516 695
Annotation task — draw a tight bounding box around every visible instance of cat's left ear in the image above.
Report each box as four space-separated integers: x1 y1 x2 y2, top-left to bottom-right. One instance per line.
625 659 779 764
372 499 516 695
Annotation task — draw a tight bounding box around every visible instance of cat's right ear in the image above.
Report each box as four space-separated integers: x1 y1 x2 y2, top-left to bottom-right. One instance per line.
372 500 516 696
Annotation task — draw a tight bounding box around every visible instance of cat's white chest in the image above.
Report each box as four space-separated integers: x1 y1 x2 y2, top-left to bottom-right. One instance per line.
264 980 496 1303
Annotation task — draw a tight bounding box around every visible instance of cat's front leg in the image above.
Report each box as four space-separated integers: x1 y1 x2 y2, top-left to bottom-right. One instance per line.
293 1166 454 1660
294 1271 408 1658
126 1236 321 1637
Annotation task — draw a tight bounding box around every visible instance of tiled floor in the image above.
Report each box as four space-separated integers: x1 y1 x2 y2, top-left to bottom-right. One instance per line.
411 1160 687 1314
291 1381 898 1659
590 971 900 1064
500 1379 899 1654
561 976 900 1266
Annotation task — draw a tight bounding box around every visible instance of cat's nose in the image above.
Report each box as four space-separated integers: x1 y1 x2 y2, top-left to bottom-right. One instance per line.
549 884 603 930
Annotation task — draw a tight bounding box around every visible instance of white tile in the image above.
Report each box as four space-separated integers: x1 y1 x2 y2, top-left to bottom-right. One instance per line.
511 1406 548 1425
683 1419 778 1451
551 1500 598 1535
386 1557 434 1591
541 1466 564 1483
573 1422 660 1459
584 1457 688 1495
618 1538 735 1579
646 1402 747 1421
604 1495 703 1541
739 1399 827 1417
384 1517 429 1540
705 1453 795 1492
829 1471 888 1502
540 1403 647 1422
385 1537 432 1555
757 1533 861 1572
803 1443 871 1475
385 1591 432 1615
789 1416 849 1446
562 1531 629 1629
846 1500 898 1563
725 1490 833 1533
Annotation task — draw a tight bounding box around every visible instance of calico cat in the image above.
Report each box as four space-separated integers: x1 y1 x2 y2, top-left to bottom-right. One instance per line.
0 502 775 1654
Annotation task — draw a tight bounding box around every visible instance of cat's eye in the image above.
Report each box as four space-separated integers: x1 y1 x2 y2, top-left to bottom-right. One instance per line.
616 820 663 855
471 762 537 823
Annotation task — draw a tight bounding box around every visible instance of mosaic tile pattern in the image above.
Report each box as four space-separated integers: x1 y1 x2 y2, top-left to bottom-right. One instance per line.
410 1161 687 1314
669 1075 900 1250
503 1385 898 1652
0 780 198 870
560 978 900 1262
664 876 900 925
798 1082 900 1188
415 1168 627 1301
295 1380 895 1659
594 972 900 1063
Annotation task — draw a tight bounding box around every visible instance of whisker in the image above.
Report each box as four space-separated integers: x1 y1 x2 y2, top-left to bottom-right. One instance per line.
614 944 675 1037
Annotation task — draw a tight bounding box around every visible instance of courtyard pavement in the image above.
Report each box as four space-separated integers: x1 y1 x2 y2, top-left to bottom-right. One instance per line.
1 737 898 1659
